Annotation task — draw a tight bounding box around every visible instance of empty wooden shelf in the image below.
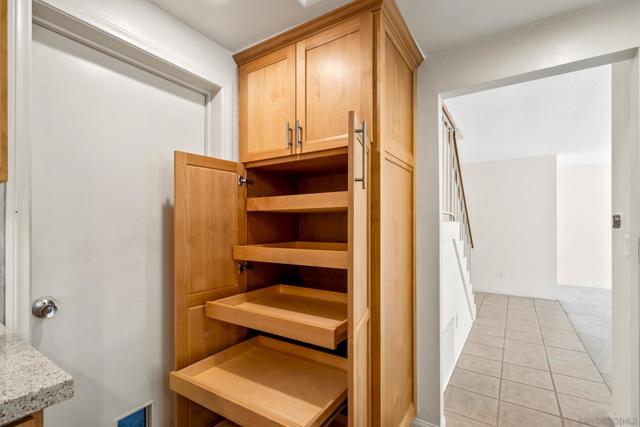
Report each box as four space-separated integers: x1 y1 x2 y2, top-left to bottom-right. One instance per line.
233 241 348 269
206 285 348 349
246 191 348 213
170 336 347 427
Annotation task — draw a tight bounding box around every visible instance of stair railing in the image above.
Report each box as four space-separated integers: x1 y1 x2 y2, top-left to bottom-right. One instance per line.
442 105 474 271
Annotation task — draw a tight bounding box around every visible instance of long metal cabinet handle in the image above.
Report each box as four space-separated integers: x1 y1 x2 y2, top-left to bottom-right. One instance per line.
285 122 292 148
295 120 303 148
354 120 366 189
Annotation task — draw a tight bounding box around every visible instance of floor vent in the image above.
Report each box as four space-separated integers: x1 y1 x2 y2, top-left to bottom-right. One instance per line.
116 402 152 427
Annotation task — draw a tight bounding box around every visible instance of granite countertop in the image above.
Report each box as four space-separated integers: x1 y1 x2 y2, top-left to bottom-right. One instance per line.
0 324 73 425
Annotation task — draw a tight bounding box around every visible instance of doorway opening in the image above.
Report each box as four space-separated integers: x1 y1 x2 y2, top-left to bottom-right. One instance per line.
439 56 637 427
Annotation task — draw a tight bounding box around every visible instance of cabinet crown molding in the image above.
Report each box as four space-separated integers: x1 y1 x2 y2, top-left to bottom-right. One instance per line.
233 0 423 67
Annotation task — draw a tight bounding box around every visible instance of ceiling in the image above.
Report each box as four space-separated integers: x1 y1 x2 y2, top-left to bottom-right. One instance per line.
147 0 350 53
148 0 610 54
395 0 610 53
445 65 611 165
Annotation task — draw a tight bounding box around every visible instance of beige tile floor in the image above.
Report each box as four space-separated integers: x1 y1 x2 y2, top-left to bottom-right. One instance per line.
444 292 613 427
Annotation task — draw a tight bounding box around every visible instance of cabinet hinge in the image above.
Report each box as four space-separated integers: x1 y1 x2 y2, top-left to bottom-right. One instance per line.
238 262 252 273
238 175 255 186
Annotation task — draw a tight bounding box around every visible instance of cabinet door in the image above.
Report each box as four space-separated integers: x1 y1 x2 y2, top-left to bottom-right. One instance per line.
348 111 370 427
174 151 247 427
296 15 372 155
5 412 43 427
239 45 296 162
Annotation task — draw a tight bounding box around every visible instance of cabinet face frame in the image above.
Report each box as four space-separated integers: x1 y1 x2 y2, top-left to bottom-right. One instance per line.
370 9 418 427
239 45 296 163
347 111 371 427
295 14 373 156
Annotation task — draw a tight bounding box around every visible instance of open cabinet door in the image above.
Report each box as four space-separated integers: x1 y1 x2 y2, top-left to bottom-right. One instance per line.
173 151 247 427
348 111 371 427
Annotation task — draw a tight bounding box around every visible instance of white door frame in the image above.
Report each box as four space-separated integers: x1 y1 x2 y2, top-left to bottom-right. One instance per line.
432 48 640 426
5 0 234 340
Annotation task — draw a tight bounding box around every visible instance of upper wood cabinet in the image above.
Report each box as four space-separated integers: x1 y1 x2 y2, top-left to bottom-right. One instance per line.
296 15 372 155
238 16 372 163
239 45 296 163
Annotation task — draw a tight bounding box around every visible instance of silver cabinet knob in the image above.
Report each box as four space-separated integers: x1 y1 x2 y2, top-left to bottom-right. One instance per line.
32 297 58 319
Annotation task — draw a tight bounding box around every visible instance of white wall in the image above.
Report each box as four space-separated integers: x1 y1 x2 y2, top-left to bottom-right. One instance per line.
416 1 640 424
463 156 558 300
557 159 612 289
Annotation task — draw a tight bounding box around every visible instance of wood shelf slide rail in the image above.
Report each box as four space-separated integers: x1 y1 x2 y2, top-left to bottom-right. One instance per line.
233 241 348 269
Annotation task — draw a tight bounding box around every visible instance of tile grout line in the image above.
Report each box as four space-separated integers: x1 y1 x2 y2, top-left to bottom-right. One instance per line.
445 293 505 427
534 300 566 427
457 357 612 403
448 385 571 420
481 294 503 427
461 350 610 388
468 295 612 426
446 373 501 399
454 366 500 380
444 410 494 427
460 295 611 425
496 297 510 427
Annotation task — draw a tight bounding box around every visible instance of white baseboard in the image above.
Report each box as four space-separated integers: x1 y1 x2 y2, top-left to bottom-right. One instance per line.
413 417 439 427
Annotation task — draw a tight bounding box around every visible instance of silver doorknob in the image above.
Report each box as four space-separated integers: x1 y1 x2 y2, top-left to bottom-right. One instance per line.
32 297 58 319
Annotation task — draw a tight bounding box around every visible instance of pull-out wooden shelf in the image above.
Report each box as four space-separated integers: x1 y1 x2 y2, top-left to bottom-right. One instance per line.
233 241 348 269
170 336 347 427
206 285 348 349
246 191 348 213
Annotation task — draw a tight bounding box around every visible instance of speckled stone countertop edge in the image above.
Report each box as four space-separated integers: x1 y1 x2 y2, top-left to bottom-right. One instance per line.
0 324 74 425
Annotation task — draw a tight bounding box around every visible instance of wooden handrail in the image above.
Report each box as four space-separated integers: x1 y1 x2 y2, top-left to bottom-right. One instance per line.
442 105 474 249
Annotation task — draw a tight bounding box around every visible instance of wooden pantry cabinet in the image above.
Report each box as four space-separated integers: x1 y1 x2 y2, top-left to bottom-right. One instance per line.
169 1 422 427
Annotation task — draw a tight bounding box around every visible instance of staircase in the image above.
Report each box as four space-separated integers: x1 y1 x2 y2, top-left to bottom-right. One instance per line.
441 105 475 388
442 221 475 319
